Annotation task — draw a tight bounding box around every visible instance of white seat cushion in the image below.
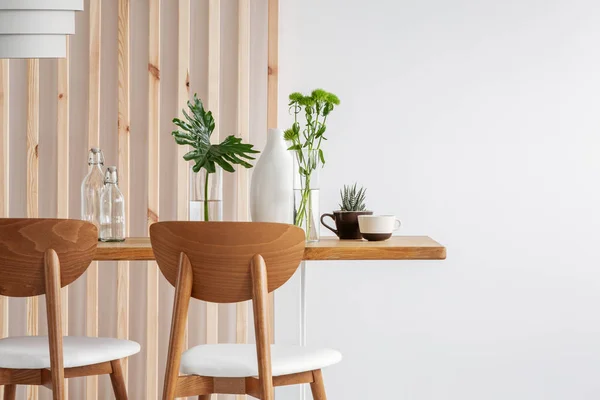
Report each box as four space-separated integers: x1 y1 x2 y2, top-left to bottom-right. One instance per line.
180 344 342 378
0 336 141 369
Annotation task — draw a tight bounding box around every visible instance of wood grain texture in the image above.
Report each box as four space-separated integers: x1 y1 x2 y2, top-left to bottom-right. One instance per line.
3 384 15 399
26 59 39 220
87 1 102 398
206 0 220 353
117 0 131 388
108 360 128 400
57 44 70 398
62 362 112 379
150 222 306 303
0 220 102 399
26 59 40 400
251 255 274 400
237 0 250 222
44 249 65 400
0 60 9 366
303 236 447 260
237 2 251 374
177 0 191 223
57 40 70 221
267 0 279 129
208 0 220 145
266 0 279 339
159 228 319 399
162 253 193 400
0 59 8 220
147 0 161 398
0 219 98 297
177 0 191 379
97 236 446 261
310 369 327 400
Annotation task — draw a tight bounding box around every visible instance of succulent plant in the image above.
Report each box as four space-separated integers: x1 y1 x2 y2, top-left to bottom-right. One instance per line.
339 183 367 212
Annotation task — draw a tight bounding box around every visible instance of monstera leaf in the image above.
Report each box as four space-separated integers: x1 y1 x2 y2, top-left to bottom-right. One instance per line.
172 94 259 174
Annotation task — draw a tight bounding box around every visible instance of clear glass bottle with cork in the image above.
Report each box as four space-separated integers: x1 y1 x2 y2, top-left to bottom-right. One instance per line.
81 147 105 233
99 166 126 242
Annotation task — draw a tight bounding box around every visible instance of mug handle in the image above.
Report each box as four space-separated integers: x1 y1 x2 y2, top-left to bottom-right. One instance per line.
320 214 338 236
394 219 402 231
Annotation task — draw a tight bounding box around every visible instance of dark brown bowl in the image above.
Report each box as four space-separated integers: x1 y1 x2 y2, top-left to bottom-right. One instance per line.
321 210 373 240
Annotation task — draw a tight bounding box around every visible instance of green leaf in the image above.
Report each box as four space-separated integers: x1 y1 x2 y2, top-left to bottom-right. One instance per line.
316 125 327 138
172 94 260 175
318 149 325 165
283 129 296 142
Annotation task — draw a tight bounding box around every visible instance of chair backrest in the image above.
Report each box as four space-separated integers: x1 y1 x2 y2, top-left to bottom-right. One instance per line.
0 218 98 297
150 222 305 303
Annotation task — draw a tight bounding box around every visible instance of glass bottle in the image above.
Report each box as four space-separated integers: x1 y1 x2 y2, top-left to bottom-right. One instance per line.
81 147 105 233
99 166 126 242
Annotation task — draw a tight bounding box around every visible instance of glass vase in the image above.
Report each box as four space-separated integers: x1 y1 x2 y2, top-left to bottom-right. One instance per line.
190 166 223 221
293 149 321 242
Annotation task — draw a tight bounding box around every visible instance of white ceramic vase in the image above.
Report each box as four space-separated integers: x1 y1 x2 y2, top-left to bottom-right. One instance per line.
250 128 293 223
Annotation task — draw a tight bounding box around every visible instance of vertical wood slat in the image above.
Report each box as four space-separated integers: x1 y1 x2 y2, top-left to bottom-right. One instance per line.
57 38 70 400
207 0 220 348
177 0 191 376
236 1 250 398
26 58 40 400
267 0 280 345
0 58 9 400
87 0 102 398
117 0 131 388
267 0 279 130
147 0 161 398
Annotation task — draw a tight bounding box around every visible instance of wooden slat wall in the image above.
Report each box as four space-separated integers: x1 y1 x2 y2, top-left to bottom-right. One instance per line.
86 1 102 398
177 2 191 387
206 0 220 350
117 0 131 389
0 1 273 398
26 59 39 400
267 0 279 345
57 38 70 400
236 0 251 397
146 0 161 398
0 59 8 400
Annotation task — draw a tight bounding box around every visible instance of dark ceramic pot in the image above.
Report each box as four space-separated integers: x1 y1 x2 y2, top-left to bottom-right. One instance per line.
321 210 373 240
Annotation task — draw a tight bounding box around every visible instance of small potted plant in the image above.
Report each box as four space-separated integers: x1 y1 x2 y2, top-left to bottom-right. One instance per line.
321 183 373 239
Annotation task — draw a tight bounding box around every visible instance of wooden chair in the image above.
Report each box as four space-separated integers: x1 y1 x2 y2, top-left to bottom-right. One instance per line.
0 218 140 400
151 221 342 400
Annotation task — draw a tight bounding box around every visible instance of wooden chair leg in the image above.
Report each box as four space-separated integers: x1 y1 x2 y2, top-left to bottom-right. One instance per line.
3 385 16 400
109 359 128 400
310 370 327 400
163 254 193 400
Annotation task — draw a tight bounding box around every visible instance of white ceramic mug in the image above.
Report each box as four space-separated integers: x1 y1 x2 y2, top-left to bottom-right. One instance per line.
358 215 401 241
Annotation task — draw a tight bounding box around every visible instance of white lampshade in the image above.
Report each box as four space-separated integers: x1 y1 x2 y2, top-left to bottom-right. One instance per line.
0 0 83 11
0 35 67 58
0 11 75 35
0 0 83 59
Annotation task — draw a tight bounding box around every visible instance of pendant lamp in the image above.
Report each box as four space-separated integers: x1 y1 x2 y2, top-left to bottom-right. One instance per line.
0 0 83 58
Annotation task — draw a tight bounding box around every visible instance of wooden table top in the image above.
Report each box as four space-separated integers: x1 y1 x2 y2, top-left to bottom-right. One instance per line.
95 236 446 261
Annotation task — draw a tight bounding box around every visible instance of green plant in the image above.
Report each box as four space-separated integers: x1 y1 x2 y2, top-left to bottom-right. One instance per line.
283 89 340 239
339 183 367 212
172 94 259 221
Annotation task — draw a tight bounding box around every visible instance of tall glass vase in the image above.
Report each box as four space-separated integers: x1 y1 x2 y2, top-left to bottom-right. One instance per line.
293 149 321 242
190 166 223 221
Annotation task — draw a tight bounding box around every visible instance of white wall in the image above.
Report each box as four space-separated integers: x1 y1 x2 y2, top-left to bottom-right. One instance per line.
278 0 600 399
